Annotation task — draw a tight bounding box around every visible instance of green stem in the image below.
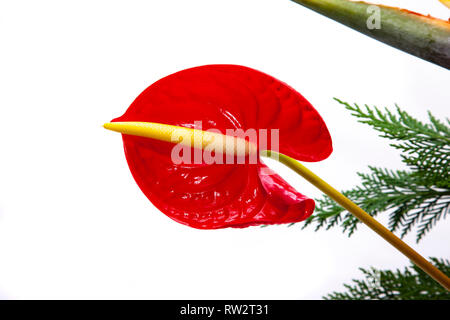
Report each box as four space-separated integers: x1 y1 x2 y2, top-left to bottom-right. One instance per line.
290 0 450 69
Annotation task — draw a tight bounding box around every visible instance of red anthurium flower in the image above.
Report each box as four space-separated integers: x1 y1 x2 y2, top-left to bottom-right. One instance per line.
112 65 332 229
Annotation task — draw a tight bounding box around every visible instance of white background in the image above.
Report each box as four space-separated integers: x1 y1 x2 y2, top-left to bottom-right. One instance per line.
0 0 449 299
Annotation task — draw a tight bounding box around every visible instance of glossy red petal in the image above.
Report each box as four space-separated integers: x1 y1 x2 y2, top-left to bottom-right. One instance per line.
113 65 332 229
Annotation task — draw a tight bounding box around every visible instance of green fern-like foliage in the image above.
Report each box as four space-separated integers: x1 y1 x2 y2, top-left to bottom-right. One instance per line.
325 258 450 300
302 99 450 242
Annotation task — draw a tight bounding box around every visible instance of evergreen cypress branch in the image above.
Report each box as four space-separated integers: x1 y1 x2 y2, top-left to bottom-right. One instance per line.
325 258 450 300
301 99 450 242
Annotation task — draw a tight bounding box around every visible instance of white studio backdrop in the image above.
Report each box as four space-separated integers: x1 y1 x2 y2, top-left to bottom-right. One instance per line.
0 0 449 299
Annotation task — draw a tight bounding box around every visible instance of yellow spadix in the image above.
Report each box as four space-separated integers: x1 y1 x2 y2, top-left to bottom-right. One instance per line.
104 121 257 157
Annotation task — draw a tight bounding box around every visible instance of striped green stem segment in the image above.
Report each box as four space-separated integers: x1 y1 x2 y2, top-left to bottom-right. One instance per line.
291 0 450 69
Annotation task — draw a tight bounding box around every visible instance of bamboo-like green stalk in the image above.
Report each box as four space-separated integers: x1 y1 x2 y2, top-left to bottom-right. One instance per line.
290 0 450 69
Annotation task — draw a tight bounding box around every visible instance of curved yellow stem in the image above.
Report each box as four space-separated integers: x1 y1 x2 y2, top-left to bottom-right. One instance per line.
262 150 450 291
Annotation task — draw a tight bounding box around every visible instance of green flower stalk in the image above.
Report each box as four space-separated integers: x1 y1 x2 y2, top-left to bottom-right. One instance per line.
290 0 450 69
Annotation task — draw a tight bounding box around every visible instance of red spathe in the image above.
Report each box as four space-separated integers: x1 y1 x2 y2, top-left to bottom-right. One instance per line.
112 65 332 229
